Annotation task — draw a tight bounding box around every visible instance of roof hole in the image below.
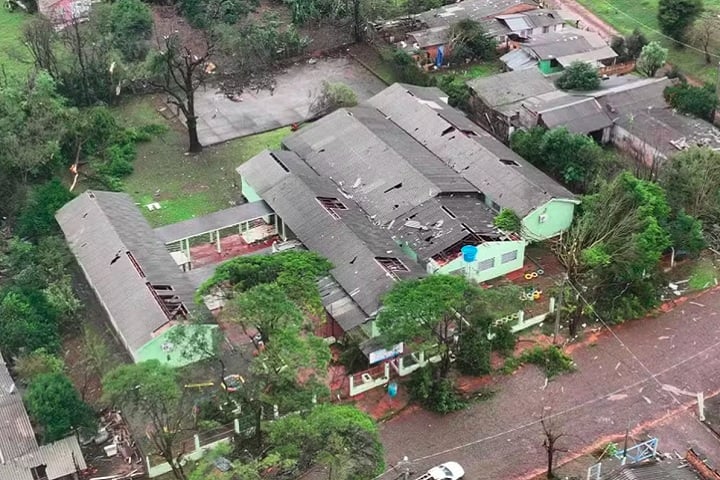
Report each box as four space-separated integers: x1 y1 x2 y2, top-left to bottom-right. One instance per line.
500 159 521 167
441 126 456 136
383 182 403 194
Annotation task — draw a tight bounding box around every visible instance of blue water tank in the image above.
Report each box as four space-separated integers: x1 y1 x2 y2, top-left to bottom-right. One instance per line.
461 245 478 263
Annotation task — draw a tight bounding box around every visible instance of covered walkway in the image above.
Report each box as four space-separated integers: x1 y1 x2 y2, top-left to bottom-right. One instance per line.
153 201 285 269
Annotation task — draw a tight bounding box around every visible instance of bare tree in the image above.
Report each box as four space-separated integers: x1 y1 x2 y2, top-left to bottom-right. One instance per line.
540 410 567 479
147 33 215 153
689 9 720 64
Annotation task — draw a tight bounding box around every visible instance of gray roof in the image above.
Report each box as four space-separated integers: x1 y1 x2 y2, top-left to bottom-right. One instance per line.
318 275 370 331
0 352 37 462
56 191 203 359
523 28 611 60
407 26 449 48
0 352 87 480
368 83 575 215
392 195 498 260
154 201 272 243
599 77 720 157
416 0 538 29
556 46 619 66
538 96 613 133
603 460 701 479
238 151 424 320
283 106 473 224
500 48 538 70
468 68 557 114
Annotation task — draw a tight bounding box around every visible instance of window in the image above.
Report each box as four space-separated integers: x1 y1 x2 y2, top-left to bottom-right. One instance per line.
538 214 548 224
316 197 347 219
501 250 518 264
31 465 48 480
476 258 495 271
376 257 409 276
500 158 520 167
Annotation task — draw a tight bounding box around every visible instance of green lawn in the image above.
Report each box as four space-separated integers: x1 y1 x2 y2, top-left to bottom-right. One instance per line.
114 96 290 227
575 0 720 83
0 8 31 80
440 62 502 81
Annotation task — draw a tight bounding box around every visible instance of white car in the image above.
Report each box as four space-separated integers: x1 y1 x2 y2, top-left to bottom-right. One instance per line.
425 462 465 480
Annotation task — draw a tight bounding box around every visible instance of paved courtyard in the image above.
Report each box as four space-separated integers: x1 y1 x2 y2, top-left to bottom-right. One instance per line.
192 56 386 146
379 287 720 480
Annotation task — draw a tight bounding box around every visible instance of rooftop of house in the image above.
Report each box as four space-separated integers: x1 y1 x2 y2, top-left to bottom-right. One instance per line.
56 191 206 360
239 83 574 327
602 459 701 479
237 150 425 327
0 352 87 480
368 83 575 216
468 68 558 112
415 0 539 30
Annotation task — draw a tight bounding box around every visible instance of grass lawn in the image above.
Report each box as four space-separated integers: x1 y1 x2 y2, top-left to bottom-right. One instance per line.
688 258 719 291
114 95 290 227
439 62 502 81
0 9 31 80
575 0 720 83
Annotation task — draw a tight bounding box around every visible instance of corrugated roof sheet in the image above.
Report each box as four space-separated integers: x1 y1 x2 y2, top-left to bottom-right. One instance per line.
556 45 618 66
538 97 612 133
500 48 538 70
0 352 37 463
154 201 272 243
468 68 557 113
56 191 204 359
368 84 575 215
416 0 538 29
602 460 700 479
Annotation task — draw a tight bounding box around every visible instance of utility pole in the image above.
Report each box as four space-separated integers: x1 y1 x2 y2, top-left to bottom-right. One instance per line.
553 274 567 344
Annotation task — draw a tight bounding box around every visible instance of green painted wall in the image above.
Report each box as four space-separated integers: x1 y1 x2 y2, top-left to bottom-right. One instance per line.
434 240 526 283
521 199 577 241
538 59 563 74
135 324 219 367
241 176 262 203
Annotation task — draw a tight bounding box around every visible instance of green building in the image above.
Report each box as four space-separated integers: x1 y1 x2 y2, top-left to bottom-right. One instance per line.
238 83 577 339
56 191 216 367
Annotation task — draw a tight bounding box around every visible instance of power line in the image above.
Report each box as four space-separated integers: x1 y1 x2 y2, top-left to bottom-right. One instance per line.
374 289 720 479
591 0 720 59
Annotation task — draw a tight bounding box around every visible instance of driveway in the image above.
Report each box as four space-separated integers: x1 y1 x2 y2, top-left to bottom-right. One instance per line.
379 288 720 479
192 56 386 146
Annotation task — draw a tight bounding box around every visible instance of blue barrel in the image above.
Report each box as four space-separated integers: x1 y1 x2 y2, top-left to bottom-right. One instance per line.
388 382 398 398
461 245 478 263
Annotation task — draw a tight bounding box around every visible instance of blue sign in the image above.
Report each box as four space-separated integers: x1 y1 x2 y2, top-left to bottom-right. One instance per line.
461 245 478 263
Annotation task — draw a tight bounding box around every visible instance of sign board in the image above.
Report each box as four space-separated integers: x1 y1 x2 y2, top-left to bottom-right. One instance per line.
368 342 404 364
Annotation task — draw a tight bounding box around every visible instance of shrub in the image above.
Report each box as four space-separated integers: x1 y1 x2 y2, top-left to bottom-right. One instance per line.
310 81 358 117
407 367 467 413
554 61 600 91
382 49 434 86
504 345 574 378
664 82 718 120
493 208 521 233
435 74 472 110
16 180 75 240
490 322 517 356
456 328 492 376
109 0 153 62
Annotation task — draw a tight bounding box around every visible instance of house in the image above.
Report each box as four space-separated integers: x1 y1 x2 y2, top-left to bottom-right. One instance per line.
468 71 720 162
379 0 564 65
500 27 618 73
56 191 216 366
0 351 87 480
38 0 91 28
238 83 576 337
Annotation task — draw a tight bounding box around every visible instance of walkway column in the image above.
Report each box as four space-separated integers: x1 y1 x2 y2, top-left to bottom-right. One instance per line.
216 229 222 253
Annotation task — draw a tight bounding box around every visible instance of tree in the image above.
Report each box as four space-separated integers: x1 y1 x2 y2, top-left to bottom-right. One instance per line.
147 33 214 153
14 348 65 385
102 361 190 480
689 9 720 63
25 372 94 442
230 283 304 343
16 180 74 240
658 0 703 41
540 410 567 479
493 208 522 233
610 29 648 62
267 404 384 479
554 61 600 91
510 127 604 191
310 81 358 117
555 172 672 325
448 19 497 63
0 290 60 359
664 82 718 120
659 147 720 222
107 0 153 62
636 41 668 77
376 275 476 380
667 210 705 256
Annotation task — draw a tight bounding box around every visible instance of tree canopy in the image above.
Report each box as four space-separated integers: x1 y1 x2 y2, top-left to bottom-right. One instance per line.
664 82 718 120
25 372 94 442
610 29 649 63
658 0 703 41
636 41 668 77
448 19 497 63
554 62 600 91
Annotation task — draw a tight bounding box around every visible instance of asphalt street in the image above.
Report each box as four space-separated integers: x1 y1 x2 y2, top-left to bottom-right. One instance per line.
379 288 720 480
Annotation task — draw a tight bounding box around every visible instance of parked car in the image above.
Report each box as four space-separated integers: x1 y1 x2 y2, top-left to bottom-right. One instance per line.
417 462 465 480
